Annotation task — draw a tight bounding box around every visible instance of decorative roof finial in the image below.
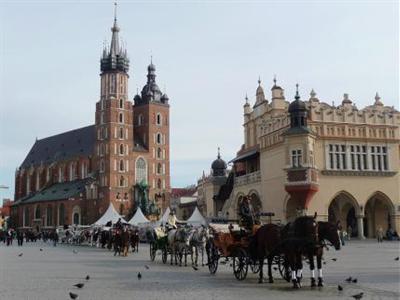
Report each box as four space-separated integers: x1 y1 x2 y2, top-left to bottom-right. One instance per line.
150 55 153 64
217 147 221 159
245 93 249 104
114 2 118 21
258 76 261 85
295 83 300 100
374 92 383 106
310 89 316 98
273 74 277 86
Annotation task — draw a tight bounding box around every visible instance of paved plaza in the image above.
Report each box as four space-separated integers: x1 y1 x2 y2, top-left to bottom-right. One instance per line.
0 240 399 300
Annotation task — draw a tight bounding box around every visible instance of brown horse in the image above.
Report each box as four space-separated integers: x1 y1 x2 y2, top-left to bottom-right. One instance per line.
130 229 140 253
251 223 282 284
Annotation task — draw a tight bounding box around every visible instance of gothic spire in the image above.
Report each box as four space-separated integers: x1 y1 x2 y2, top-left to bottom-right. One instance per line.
110 2 120 57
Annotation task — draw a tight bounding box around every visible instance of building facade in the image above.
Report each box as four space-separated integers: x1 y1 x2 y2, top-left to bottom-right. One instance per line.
11 11 171 230
198 79 400 238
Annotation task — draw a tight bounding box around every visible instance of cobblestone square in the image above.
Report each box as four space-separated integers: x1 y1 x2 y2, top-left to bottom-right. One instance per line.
0 240 399 300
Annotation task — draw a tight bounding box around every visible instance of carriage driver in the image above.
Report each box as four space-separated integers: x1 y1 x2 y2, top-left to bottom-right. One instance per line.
166 210 178 230
239 196 255 232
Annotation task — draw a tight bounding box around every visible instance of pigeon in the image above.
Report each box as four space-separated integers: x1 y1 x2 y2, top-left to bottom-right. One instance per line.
331 258 337 261
18 253 23 257
345 276 352 283
40 248 43 252
192 265 198 271
85 275 90 280
395 257 399 261
137 272 142 280
69 292 79 299
144 265 150 270
73 283 84 288
338 285 343 291
351 292 364 299
73 249 78 254
352 278 358 283
220 261 227 265
273 267 278 271
323 262 327 265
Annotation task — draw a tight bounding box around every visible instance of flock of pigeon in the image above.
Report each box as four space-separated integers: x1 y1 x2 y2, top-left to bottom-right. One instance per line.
16 249 399 300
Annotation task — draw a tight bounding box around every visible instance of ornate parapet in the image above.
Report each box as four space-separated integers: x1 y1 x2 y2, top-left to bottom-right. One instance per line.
234 170 261 186
321 170 397 177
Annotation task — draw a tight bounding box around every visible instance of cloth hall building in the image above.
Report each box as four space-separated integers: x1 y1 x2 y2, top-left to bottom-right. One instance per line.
198 79 400 239
11 13 171 229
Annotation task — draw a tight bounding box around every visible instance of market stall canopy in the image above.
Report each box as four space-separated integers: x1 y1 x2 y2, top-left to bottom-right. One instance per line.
128 207 150 226
93 202 126 226
187 207 207 226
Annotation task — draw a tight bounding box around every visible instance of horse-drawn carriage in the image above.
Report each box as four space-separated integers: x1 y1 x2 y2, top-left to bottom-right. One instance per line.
206 223 290 281
147 227 169 263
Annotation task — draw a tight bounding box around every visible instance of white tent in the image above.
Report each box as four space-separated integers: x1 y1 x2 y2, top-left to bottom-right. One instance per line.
187 207 207 226
128 207 150 226
93 202 126 226
159 207 171 225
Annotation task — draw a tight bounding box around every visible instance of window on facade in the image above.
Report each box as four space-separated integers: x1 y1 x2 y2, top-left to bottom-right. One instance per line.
46 205 53 227
35 206 41 219
156 113 162 125
372 146 388 171
157 163 162 174
23 207 29 227
119 98 123 108
119 144 124 155
291 149 302 167
157 179 162 189
157 148 162 159
58 203 65 226
135 158 147 183
73 212 80 225
58 167 64 183
138 114 143 126
329 144 346 170
119 176 125 187
119 127 124 139
110 74 116 94
157 133 162 144
100 112 104 124
100 160 105 173
119 160 124 171
119 113 124 123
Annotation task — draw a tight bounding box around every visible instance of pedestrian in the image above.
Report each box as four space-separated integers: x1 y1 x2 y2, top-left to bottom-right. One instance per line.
336 220 345 246
53 230 59 247
376 226 384 243
347 225 352 241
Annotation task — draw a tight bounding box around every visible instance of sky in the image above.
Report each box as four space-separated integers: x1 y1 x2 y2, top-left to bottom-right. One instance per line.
0 0 398 201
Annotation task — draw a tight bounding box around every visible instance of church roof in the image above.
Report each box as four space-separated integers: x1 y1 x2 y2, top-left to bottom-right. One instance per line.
20 178 92 204
20 125 95 169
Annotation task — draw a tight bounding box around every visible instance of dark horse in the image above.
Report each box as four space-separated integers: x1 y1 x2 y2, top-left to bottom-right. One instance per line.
280 215 319 288
303 221 341 287
251 223 282 284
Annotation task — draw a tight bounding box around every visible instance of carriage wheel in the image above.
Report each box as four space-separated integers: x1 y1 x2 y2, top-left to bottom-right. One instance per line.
207 244 219 274
162 247 168 264
277 256 291 282
233 248 249 281
149 243 156 261
249 259 260 274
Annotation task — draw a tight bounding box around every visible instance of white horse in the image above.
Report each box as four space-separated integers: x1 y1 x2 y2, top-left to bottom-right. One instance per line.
189 226 209 267
167 228 190 266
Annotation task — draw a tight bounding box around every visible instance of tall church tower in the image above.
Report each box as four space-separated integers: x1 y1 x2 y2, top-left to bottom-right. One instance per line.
95 6 134 215
133 61 171 212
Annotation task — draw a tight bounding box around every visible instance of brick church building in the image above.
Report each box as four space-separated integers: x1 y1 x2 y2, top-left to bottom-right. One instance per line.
11 10 171 229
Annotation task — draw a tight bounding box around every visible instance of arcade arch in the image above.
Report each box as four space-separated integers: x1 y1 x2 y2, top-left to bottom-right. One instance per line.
364 192 395 238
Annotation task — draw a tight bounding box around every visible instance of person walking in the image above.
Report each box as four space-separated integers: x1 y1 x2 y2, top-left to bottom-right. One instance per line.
376 226 384 243
347 225 352 241
336 221 345 246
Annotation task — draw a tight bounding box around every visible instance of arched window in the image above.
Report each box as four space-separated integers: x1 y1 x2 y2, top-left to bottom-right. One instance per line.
23 207 29 227
119 112 124 123
119 144 124 155
35 205 41 219
119 160 124 171
156 113 162 125
157 148 162 159
157 179 162 189
100 160 105 172
72 206 81 225
119 127 124 139
100 112 104 124
135 157 147 183
157 133 162 144
119 98 124 108
138 114 143 126
119 176 125 187
46 205 53 227
157 163 162 174
58 203 65 226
